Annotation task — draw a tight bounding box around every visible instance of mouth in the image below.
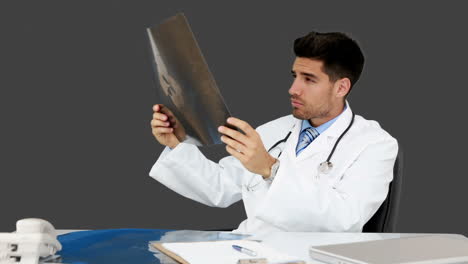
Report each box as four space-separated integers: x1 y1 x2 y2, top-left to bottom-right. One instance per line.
291 99 303 107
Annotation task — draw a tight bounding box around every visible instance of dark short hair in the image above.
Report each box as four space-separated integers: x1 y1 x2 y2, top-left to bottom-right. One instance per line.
294 31 365 89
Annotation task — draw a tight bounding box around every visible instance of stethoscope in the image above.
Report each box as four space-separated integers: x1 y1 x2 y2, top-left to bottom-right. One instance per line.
245 111 355 191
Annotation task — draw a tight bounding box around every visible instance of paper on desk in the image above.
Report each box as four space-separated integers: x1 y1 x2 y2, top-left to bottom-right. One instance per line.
153 239 302 264
149 230 252 264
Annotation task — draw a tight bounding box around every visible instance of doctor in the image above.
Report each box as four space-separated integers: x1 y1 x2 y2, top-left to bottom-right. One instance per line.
149 31 398 234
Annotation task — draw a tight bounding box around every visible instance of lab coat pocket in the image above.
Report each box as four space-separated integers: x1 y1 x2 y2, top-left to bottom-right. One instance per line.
306 152 329 181
328 145 365 187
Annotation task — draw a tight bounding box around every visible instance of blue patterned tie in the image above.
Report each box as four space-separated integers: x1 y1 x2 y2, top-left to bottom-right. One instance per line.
296 127 320 156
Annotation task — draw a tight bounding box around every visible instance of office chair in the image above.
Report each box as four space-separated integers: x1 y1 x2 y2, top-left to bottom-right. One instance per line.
362 146 403 232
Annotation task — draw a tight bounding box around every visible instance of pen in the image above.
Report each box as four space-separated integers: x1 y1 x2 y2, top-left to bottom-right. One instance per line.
232 245 258 256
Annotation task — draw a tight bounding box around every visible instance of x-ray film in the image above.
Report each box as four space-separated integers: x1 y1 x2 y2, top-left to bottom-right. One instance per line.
146 13 235 146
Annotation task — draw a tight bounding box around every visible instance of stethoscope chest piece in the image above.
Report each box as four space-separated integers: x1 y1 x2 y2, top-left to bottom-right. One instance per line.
318 161 333 174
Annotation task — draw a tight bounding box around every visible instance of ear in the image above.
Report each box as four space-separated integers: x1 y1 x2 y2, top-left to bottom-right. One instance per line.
334 78 351 99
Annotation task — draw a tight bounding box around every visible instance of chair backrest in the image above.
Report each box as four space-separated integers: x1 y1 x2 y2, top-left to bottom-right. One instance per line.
362 146 404 232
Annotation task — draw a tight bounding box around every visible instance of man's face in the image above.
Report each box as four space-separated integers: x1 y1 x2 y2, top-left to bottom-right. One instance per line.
289 57 341 124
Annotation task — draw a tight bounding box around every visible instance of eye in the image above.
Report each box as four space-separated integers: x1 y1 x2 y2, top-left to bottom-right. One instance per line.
305 78 315 83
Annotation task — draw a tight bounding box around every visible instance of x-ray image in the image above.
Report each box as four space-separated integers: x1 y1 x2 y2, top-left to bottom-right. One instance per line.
146 13 235 146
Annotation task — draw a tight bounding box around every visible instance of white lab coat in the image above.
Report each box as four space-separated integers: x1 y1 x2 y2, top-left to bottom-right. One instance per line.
149 103 398 235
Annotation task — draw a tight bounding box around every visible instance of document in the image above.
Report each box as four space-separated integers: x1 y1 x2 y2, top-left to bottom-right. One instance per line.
151 239 304 264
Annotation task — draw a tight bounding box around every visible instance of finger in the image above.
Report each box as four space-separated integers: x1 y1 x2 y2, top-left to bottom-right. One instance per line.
221 135 246 153
227 117 255 136
153 112 168 121
157 106 177 124
151 119 170 128
225 144 245 162
168 115 176 123
159 104 174 116
153 104 161 112
154 127 173 134
218 126 250 146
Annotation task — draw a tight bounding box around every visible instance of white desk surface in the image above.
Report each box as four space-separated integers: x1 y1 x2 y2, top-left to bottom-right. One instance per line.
57 230 467 264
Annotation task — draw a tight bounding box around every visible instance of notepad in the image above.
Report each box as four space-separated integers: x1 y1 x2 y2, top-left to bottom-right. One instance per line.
151 240 304 264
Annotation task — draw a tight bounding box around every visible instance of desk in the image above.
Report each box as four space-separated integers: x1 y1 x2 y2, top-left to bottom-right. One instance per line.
56 229 467 264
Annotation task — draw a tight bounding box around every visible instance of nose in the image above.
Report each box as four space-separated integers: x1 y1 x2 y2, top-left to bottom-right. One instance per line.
288 78 302 96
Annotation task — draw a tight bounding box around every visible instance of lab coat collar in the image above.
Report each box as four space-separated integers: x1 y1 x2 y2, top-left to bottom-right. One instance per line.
322 100 353 138
287 101 353 162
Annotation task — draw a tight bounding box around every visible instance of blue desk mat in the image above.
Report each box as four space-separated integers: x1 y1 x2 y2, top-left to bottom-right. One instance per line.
57 229 246 264
58 229 171 264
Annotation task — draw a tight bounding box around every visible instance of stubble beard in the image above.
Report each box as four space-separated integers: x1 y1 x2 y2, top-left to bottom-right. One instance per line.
292 103 331 121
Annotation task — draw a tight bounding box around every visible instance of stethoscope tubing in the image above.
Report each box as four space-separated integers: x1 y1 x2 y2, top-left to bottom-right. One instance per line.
245 111 355 191
267 112 355 168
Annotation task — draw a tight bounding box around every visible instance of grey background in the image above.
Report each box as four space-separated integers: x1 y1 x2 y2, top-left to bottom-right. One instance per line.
1 1 467 235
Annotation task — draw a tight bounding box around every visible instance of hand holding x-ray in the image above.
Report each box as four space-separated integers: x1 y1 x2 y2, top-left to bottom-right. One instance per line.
218 117 277 177
151 104 187 149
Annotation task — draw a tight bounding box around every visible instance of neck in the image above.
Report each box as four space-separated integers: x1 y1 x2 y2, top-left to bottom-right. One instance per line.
309 102 345 127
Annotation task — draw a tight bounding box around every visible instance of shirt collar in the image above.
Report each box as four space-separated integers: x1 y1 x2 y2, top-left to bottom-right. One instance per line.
300 104 348 135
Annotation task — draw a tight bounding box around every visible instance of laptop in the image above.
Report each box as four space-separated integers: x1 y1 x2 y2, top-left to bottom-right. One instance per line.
309 235 468 264
146 13 235 146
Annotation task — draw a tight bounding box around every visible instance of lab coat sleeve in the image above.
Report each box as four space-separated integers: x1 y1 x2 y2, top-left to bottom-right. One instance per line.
149 142 245 208
255 136 398 232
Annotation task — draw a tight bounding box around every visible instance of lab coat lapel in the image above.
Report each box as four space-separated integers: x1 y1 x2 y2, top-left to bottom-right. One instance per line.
295 133 329 163
294 102 353 163
285 118 302 161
